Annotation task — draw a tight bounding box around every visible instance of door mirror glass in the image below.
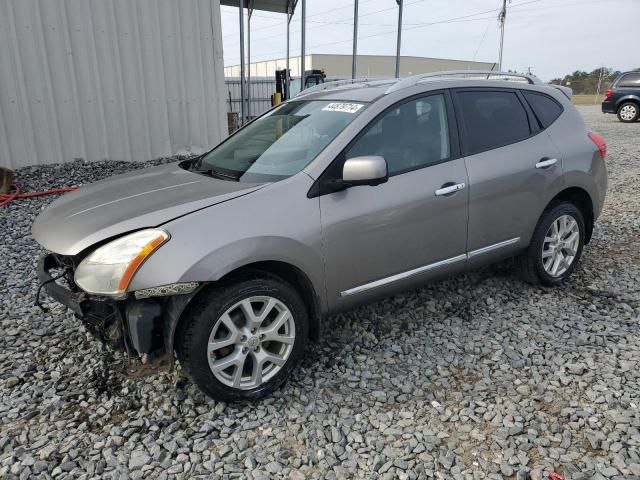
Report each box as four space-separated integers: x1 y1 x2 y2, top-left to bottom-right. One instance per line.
342 156 388 186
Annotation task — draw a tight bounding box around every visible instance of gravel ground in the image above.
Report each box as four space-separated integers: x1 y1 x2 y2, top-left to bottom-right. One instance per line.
1 105 639 480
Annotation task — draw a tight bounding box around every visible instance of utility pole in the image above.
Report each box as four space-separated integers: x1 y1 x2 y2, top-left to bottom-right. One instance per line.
352 0 359 79
301 0 306 91
498 0 509 71
395 0 403 78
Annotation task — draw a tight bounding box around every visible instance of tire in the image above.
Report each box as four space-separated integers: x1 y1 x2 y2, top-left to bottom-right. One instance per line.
176 273 308 402
617 102 639 123
517 202 585 286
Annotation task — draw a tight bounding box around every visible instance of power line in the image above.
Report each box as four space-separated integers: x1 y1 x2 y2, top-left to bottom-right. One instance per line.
472 3 498 62
223 0 611 66
224 0 504 49
225 12 502 65
223 0 425 47
220 0 380 38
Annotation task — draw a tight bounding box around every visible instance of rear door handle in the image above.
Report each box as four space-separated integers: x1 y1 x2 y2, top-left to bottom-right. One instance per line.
535 158 558 169
435 182 466 196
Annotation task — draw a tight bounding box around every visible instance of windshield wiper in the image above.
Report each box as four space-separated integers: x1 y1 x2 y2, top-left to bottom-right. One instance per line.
197 168 241 182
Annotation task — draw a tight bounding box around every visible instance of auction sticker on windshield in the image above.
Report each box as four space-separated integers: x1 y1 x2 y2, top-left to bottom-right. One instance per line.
322 102 364 114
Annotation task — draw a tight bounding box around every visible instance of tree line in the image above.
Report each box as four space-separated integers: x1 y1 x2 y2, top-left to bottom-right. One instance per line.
549 68 640 95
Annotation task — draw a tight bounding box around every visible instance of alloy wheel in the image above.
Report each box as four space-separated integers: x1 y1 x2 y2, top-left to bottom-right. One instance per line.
207 296 295 389
620 104 637 121
541 214 580 277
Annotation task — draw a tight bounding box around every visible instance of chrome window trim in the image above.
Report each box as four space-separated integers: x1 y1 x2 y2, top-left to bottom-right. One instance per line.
341 237 520 297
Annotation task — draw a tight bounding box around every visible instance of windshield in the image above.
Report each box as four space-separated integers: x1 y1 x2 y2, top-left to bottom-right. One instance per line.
197 100 367 182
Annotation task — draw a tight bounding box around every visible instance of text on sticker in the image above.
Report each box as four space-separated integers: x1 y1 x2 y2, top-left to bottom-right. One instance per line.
322 103 364 113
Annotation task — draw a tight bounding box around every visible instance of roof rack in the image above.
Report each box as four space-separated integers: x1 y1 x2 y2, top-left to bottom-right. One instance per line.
385 70 542 94
295 77 396 98
294 70 547 100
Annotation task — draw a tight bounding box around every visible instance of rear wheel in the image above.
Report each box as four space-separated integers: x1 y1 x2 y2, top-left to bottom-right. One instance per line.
617 102 639 123
176 274 308 402
517 203 585 286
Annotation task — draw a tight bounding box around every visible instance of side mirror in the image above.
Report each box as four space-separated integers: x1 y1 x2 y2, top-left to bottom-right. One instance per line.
341 156 388 187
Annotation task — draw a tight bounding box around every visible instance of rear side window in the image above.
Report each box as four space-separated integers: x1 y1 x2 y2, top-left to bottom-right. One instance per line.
618 73 640 87
523 91 563 129
456 90 531 154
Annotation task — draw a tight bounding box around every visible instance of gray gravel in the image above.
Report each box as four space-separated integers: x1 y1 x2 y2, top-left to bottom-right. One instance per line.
1 106 639 479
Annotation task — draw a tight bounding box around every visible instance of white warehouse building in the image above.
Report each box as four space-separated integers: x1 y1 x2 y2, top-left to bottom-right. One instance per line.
224 53 496 79
0 0 228 169
223 54 496 118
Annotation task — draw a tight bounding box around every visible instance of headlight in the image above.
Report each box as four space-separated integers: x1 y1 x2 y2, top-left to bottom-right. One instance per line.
75 229 169 296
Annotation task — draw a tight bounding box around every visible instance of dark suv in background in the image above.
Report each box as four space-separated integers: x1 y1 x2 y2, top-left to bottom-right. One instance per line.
602 71 640 122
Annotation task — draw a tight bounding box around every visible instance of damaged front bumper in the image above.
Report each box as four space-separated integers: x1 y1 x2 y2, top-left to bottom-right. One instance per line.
36 253 201 358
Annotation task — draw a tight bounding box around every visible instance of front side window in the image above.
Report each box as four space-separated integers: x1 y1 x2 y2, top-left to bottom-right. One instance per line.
197 100 367 182
457 90 531 154
523 91 563 129
618 72 640 87
345 94 450 175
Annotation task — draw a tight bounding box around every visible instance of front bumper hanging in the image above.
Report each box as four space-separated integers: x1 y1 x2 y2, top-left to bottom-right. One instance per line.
36 254 86 316
36 253 201 360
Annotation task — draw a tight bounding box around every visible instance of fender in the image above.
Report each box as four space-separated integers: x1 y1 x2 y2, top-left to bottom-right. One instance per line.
615 94 640 109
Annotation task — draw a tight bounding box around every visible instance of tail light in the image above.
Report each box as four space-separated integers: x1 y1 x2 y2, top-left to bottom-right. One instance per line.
604 87 613 98
588 132 607 159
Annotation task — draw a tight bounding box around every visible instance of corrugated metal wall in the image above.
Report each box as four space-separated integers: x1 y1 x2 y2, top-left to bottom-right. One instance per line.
0 0 227 169
224 77 276 119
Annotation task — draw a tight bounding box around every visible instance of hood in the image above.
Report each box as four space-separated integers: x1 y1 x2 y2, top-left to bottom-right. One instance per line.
32 162 264 255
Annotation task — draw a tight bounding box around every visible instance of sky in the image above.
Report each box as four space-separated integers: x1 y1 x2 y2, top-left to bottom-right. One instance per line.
219 0 639 82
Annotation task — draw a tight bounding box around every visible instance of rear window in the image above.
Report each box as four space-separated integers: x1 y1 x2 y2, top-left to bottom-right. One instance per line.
456 90 531 154
523 91 563 129
618 73 640 87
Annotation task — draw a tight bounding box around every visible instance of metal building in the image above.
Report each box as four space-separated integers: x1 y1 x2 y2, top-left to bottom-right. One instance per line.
224 53 496 79
0 0 228 170
225 77 276 119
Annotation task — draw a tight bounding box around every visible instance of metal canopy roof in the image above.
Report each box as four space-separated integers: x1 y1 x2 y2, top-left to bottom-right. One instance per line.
220 0 296 14
221 0 299 126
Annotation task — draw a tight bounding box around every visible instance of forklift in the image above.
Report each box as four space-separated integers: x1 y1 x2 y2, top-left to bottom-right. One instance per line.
273 69 326 104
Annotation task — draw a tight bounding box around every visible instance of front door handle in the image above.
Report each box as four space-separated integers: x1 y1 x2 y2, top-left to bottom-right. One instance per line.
535 158 558 169
435 182 466 196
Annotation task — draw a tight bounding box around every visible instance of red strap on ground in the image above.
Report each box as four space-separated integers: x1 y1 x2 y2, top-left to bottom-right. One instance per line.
0 183 79 207
549 472 565 480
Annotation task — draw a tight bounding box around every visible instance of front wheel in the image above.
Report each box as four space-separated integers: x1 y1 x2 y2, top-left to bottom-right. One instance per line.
617 102 639 123
176 274 308 402
517 203 585 286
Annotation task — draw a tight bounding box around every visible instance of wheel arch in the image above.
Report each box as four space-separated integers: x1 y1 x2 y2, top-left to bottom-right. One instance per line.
545 187 594 243
167 260 322 365
218 260 323 341
616 95 640 110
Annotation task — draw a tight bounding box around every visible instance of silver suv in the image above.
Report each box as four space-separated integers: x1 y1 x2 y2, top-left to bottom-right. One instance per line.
33 71 608 401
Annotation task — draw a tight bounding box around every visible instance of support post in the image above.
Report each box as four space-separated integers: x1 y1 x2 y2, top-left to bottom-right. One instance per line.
247 4 253 121
301 0 306 91
286 9 291 100
395 0 403 78
352 0 358 79
238 0 246 124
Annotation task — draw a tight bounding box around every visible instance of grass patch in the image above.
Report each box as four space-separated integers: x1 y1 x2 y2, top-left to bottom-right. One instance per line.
572 94 602 105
